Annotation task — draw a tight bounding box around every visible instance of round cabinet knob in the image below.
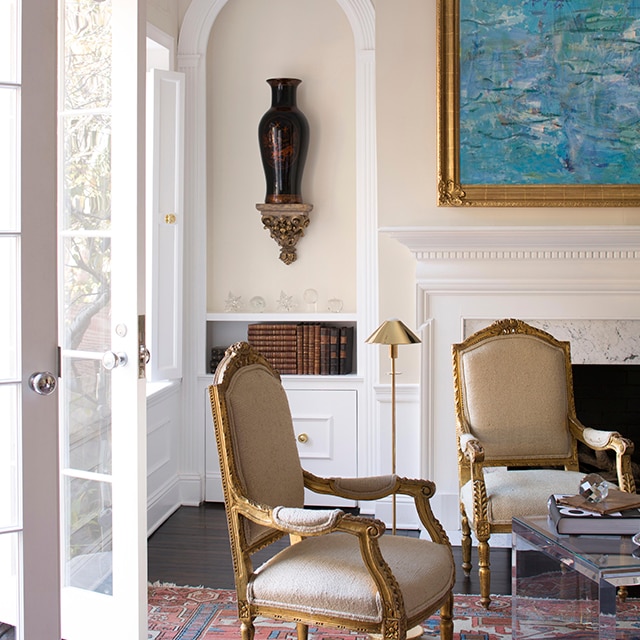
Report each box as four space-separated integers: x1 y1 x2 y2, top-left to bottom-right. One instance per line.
28 372 57 396
297 433 309 444
102 351 128 370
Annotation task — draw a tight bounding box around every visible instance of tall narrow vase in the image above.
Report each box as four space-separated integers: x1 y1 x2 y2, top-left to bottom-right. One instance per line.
258 78 309 205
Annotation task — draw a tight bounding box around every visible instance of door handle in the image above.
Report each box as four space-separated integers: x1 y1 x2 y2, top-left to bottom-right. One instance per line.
102 351 128 370
28 372 57 396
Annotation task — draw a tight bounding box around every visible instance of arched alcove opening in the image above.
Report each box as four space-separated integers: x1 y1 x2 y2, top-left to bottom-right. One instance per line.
176 0 382 508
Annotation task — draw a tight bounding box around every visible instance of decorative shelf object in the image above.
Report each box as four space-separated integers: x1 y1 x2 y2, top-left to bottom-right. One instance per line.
256 203 313 265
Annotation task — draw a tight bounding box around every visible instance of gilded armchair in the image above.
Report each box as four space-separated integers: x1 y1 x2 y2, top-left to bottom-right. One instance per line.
452 318 635 608
209 341 455 640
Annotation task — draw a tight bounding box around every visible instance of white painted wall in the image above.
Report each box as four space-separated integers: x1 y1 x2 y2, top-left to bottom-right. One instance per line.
207 0 357 315
144 0 640 536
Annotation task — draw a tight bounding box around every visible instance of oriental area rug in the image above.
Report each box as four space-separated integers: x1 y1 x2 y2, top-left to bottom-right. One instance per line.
147 584 640 640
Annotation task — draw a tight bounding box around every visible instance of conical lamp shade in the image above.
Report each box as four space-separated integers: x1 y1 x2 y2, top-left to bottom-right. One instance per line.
365 318 421 345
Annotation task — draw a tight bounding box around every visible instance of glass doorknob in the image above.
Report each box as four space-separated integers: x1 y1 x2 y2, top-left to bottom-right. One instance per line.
102 351 128 370
28 372 57 396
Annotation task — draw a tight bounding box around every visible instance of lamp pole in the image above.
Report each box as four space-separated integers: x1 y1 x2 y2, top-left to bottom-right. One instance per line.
390 343 398 534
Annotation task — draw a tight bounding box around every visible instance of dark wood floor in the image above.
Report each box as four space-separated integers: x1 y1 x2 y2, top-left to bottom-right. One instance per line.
147 503 512 595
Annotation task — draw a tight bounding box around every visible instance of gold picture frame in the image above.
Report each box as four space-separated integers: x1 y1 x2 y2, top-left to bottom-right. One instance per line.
437 0 640 207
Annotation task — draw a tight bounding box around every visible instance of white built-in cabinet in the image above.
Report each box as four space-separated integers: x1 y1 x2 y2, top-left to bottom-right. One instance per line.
204 312 362 507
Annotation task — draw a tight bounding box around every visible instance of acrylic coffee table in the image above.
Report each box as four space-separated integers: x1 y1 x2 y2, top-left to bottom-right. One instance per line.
512 515 640 639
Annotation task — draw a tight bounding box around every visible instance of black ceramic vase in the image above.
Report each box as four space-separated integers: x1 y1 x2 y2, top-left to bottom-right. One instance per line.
258 78 309 204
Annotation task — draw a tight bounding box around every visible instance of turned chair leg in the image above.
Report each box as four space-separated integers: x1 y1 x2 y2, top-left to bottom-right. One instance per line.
296 622 308 639
240 620 255 640
439 591 454 640
461 507 472 577
477 536 491 609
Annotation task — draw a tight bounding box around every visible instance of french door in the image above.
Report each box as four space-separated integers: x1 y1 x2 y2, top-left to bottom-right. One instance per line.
1 1 60 638
0 1 147 638
58 1 148 639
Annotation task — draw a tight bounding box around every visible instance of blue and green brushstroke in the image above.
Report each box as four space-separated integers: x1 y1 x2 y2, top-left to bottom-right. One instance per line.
460 0 640 184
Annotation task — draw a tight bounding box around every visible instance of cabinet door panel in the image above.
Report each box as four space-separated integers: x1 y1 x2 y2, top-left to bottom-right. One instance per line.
286 389 357 507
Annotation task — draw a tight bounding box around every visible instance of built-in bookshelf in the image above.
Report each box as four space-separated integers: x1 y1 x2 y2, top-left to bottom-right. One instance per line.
206 313 358 377
204 312 362 505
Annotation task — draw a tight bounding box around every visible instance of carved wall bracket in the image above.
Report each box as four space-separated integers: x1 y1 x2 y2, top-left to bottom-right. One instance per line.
256 203 313 265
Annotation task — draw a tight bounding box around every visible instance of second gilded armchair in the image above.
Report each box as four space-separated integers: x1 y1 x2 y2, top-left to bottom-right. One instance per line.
452 318 635 608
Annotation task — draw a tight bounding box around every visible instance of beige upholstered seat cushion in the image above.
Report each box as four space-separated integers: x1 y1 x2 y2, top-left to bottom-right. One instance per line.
248 532 454 623
460 468 585 526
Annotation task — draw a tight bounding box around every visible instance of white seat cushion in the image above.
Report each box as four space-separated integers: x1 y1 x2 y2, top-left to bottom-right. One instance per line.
461 468 585 526
248 532 454 623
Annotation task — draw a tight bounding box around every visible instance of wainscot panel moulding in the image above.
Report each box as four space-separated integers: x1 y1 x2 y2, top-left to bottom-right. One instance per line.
437 0 640 207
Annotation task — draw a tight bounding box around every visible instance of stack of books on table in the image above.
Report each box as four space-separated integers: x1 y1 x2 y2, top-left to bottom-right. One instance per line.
247 322 354 375
548 490 640 535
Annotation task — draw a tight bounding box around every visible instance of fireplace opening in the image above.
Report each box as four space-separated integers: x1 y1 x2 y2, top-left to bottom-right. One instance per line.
572 364 640 492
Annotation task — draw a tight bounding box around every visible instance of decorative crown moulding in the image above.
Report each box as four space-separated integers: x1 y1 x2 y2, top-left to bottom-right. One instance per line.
381 226 640 261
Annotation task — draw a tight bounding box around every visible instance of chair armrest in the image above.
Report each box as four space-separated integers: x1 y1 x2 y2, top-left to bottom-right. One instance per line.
303 471 451 546
233 493 407 622
304 471 399 500
574 422 631 451
271 506 344 535
570 417 636 493
459 432 485 462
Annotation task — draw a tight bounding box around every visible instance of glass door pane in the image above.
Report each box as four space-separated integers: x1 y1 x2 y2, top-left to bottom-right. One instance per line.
60 0 114 596
59 1 147 636
0 1 20 635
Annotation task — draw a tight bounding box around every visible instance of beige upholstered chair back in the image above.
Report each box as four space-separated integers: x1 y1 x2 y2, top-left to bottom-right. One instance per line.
456 332 573 462
213 351 305 549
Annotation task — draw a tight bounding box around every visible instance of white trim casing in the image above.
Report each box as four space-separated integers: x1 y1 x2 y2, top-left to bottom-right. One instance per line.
178 0 380 501
385 225 640 536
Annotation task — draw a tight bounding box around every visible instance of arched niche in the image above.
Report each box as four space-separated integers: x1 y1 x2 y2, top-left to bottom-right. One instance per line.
177 0 378 478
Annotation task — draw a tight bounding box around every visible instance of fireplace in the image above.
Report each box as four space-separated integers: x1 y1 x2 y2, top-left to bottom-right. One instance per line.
383 225 640 536
573 364 640 481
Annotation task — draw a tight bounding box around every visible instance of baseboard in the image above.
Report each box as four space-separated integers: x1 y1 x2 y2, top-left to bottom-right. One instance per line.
179 472 204 506
147 478 182 536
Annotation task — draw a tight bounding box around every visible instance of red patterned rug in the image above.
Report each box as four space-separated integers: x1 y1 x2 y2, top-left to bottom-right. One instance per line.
147 584 640 639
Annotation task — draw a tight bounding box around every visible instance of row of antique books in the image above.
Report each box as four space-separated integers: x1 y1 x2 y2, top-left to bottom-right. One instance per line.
247 322 355 375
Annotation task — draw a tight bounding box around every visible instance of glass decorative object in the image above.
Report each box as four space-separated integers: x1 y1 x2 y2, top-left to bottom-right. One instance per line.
579 473 610 503
250 296 266 312
303 288 318 312
327 298 343 313
276 290 297 312
224 292 243 312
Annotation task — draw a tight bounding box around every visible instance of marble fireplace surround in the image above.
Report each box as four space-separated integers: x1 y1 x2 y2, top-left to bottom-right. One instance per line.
383 226 640 538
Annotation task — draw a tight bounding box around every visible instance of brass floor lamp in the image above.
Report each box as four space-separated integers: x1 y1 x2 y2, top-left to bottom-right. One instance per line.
366 318 421 534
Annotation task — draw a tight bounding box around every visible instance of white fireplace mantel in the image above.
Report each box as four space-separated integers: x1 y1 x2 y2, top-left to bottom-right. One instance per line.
383 225 640 538
382 225 640 259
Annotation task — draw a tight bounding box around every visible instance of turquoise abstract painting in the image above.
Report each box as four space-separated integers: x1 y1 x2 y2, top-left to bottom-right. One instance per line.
459 1 640 185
